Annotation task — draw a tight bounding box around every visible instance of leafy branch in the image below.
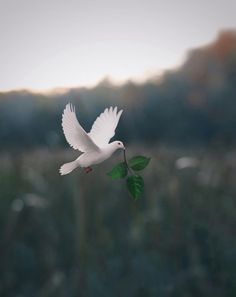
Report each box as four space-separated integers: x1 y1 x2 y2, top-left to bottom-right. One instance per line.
107 151 151 200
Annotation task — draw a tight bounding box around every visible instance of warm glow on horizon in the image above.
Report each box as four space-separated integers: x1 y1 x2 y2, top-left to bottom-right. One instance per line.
1 0 236 91
9 42 183 91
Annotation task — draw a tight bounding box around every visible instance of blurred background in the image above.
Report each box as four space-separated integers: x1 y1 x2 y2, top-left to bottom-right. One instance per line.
1 0 236 296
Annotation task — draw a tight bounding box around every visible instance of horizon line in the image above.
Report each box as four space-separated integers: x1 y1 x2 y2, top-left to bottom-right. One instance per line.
0 71 167 95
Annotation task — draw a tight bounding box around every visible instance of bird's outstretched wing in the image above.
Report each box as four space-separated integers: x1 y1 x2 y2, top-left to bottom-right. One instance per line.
62 103 99 153
88 106 123 147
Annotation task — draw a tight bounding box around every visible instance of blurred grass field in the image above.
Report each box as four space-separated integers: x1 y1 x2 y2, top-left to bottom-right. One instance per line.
0 146 236 297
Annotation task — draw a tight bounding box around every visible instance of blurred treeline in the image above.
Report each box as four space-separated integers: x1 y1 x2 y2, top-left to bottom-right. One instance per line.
1 31 236 150
0 31 236 297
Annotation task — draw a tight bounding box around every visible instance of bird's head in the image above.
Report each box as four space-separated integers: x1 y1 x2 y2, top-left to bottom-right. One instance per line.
112 140 125 151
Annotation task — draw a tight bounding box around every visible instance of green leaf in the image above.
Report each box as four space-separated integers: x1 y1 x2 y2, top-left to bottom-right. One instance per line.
107 162 128 179
128 156 151 171
126 175 144 199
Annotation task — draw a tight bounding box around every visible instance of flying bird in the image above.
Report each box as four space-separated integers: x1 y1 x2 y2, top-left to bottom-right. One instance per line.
60 103 125 175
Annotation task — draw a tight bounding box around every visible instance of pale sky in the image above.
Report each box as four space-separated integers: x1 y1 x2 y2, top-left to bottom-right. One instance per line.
0 0 236 91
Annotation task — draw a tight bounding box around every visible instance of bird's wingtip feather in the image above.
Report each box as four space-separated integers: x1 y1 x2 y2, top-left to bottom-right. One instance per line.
117 109 123 119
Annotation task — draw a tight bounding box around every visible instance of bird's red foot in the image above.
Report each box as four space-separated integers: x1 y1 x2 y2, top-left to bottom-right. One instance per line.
84 167 93 174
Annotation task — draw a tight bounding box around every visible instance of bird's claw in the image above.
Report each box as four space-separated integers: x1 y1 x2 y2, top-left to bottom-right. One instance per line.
84 167 93 174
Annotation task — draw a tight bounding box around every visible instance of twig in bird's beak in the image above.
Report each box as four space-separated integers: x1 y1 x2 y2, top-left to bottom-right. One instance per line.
123 149 133 175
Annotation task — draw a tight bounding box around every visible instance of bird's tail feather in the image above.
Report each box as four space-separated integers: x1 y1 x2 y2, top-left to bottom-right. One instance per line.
59 160 78 175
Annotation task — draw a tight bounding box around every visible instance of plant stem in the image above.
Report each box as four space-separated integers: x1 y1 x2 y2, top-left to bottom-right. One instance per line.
123 149 133 175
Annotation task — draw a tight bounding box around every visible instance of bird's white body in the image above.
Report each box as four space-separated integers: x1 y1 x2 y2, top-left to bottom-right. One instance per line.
60 104 124 175
78 143 119 167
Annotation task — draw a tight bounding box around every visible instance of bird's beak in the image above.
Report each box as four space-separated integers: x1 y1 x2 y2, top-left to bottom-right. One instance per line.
123 146 126 150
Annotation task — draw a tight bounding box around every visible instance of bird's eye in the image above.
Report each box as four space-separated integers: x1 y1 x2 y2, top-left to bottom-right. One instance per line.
118 142 121 145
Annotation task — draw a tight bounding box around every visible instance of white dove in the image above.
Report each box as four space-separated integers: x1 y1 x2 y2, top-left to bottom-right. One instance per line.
59 103 125 175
